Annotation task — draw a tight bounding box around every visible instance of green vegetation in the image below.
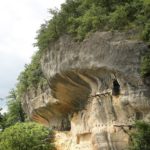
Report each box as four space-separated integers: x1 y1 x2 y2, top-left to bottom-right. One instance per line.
0 89 25 131
130 121 150 150
17 51 48 96
0 89 55 150
35 0 150 51
0 122 55 150
6 89 25 125
0 112 9 131
141 53 150 77
0 108 5 130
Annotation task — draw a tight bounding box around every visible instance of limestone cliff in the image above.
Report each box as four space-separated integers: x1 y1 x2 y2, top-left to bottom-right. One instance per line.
22 31 150 150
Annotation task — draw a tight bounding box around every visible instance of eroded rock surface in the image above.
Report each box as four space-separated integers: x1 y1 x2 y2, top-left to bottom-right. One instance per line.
22 32 150 150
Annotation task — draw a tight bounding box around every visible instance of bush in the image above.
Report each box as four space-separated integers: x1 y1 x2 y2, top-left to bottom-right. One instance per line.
0 122 55 150
109 5 128 29
130 121 150 150
35 0 150 52
142 22 150 41
141 53 150 77
17 51 48 96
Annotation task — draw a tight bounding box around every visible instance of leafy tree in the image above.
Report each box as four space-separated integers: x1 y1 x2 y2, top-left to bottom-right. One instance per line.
17 51 47 96
0 108 4 130
34 0 150 52
109 5 128 29
6 89 25 125
0 112 11 131
142 22 150 41
0 89 26 131
130 121 150 150
0 108 2 121
0 122 55 150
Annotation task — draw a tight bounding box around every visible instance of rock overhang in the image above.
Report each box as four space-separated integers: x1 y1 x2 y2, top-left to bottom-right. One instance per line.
22 31 150 127
21 32 150 149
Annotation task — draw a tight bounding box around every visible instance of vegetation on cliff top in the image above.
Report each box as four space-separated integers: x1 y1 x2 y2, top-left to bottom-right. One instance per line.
35 0 150 51
16 0 150 96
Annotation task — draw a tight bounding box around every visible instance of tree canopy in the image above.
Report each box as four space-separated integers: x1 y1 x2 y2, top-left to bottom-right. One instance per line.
35 0 150 51
130 121 150 150
0 89 25 131
0 122 55 150
17 51 48 96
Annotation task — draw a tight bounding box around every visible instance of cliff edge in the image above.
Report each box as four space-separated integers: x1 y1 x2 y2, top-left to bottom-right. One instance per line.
22 31 150 150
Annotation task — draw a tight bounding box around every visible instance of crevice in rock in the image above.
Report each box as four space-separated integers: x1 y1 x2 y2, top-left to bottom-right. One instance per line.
135 111 143 120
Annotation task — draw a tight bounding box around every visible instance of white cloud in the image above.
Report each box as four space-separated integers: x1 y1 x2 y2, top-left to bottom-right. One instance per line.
0 0 65 106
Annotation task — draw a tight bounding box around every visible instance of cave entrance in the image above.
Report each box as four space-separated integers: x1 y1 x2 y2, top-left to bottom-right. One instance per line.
112 79 120 96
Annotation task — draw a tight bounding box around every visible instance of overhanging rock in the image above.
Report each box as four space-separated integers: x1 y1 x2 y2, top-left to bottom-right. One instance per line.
22 31 150 150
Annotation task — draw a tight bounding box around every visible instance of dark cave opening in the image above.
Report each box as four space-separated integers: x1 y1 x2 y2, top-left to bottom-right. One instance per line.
112 79 120 96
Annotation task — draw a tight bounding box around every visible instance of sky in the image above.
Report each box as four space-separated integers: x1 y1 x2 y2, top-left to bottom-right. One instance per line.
0 0 65 112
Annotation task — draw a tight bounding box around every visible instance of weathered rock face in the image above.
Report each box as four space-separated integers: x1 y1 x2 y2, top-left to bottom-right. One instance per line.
22 32 150 150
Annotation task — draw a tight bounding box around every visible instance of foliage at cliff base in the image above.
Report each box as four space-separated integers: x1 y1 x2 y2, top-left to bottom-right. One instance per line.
0 122 55 150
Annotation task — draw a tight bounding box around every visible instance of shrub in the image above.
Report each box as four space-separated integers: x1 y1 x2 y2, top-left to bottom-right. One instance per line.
130 121 150 150
109 5 128 29
142 22 150 41
17 51 47 96
35 0 150 51
0 122 55 150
